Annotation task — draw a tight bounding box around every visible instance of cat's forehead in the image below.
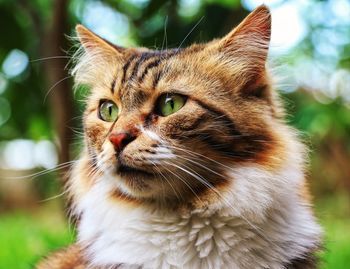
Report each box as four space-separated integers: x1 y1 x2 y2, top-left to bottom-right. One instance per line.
114 46 203 109
119 43 204 84
115 50 175 108
120 48 180 87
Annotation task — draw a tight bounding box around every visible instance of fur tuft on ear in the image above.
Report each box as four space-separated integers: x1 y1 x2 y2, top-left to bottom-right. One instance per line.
72 25 124 87
220 5 271 65
212 5 272 97
75 25 124 56
222 6 271 49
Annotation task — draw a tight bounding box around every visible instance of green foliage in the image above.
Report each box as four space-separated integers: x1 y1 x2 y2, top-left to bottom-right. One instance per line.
0 1 53 141
316 194 350 268
0 202 74 269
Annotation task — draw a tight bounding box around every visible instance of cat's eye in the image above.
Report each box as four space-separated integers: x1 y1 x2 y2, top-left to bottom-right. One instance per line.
99 100 119 122
156 93 186 117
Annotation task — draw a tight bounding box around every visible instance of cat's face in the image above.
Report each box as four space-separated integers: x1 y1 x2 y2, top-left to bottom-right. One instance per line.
74 6 283 204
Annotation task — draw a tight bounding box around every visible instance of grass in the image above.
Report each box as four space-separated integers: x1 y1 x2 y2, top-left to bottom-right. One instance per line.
316 193 350 269
0 195 349 268
0 201 74 269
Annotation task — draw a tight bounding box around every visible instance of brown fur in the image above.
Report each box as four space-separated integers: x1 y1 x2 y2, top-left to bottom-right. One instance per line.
70 5 284 206
37 244 86 269
287 252 319 269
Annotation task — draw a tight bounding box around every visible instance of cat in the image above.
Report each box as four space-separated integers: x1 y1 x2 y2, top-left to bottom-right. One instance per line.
38 5 322 269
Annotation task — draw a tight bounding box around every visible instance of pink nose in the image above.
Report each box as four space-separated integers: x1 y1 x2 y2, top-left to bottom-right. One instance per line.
109 133 134 152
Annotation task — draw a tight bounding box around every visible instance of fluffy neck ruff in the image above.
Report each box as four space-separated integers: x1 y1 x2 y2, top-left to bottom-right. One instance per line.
72 148 322 269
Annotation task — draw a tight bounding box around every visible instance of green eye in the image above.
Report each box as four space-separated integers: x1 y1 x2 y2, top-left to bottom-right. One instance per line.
157 93 186 117
99 100 119 122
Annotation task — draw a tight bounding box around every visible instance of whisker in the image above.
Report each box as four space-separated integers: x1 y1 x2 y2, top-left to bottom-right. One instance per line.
38 188 70 203
177 16 204 51
43 75 72 104
151 160 183 202
168 145 233 170
162 162 204 205
173 154 226 179
3 160 78 180
88 152 112 180
30 56 71 63
161 16 168 51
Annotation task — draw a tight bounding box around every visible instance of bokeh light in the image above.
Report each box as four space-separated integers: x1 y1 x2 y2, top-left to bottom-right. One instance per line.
2 49 29 79
0 139 58 170
78 1 130 45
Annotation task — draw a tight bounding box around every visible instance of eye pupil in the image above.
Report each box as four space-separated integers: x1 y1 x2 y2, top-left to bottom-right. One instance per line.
166 98 175 110
99 101 119 122
157 93 186 117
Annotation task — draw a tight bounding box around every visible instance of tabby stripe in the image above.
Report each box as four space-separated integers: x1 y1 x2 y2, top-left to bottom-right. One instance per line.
129 52 160 82
121 55 137 84
192 98 241 136
189 99 272 160
185 100 264 159
138 50 180 84
194 134 248 158
111 76 117 94
122 49 185 87
168 97 243 157
153 69 163 88
138 59 161 83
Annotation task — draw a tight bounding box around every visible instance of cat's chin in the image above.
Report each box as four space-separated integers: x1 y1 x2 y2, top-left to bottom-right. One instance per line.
117 164 155 180
110 164 162 199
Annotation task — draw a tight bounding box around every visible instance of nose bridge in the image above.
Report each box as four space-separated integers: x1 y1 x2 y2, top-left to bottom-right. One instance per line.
113 112 142 135
108 113 142 153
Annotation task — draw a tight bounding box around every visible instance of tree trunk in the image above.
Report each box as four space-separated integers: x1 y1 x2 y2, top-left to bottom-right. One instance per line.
45 0 73 180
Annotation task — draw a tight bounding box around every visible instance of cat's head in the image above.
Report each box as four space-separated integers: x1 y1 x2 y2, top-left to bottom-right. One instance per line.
73 6 291 207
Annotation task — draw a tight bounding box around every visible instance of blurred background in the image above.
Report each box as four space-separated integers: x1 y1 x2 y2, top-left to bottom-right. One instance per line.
0 0 349 268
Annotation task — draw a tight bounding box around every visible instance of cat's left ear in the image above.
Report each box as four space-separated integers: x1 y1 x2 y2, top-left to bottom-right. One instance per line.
221 5 271 60
214 5 271 83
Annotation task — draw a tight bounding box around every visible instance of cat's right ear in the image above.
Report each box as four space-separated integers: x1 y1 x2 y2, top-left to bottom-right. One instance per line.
75 25 124 58
72 25 124 86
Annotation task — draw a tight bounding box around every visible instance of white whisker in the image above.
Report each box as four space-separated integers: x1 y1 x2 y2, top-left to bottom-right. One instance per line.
3 160 77 180
30 56 71 63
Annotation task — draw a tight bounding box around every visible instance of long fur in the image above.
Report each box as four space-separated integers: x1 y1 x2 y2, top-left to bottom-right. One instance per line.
71 130 321 268
38 5 322 269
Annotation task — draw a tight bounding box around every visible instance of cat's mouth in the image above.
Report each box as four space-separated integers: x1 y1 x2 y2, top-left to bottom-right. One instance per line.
116 164 155 179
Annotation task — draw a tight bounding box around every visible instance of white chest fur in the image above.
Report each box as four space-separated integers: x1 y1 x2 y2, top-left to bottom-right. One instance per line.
75 165 322 269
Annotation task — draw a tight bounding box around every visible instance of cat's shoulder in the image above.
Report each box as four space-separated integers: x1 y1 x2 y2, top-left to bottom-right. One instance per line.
36 244 87 269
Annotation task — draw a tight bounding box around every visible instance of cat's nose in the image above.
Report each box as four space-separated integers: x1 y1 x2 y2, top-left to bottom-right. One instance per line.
109 132 135 153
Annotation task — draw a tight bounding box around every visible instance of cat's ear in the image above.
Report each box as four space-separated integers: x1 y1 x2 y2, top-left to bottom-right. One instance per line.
73 25 124 86
210 5 271 96
75 24 124 58
212 5 270 79
220 5 271 63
